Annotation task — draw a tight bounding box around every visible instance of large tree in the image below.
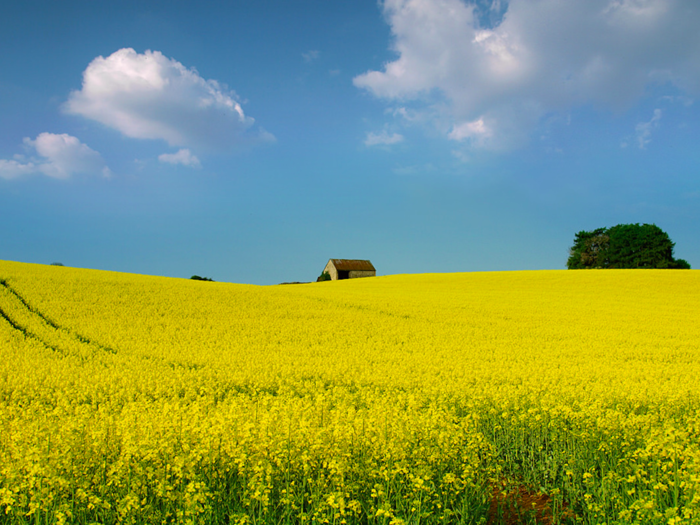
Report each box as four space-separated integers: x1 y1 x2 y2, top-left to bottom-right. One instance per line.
567 223 690 269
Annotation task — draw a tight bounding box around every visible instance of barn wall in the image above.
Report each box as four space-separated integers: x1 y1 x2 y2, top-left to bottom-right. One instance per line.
323 260 338 280
348 270 376 279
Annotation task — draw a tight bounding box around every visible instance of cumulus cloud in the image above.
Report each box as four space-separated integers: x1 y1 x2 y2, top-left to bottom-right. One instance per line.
0 133 110 180
365 130 405 146
0 159 36 180
354 0 700 149
158 148 201 168
64 48 273 153
635 108 662 149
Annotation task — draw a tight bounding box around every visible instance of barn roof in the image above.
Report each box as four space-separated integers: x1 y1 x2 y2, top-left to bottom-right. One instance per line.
329 259 376 271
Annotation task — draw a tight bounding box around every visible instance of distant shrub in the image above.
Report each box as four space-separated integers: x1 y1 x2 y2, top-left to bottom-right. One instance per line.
191 275 214 282
50 262 64 266
317 271 331 282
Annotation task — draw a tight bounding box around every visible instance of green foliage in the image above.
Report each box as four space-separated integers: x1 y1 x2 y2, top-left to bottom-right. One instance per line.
567 228 610 269
673 258 691 269
567 223 690 269
190 275 214 281
317 271 331 282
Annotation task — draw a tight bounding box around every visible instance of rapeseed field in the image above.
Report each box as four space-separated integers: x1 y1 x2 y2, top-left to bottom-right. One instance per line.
1 259 699 524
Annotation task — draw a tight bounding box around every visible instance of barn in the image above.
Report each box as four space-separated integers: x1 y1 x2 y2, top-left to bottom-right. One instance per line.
321 259 376 281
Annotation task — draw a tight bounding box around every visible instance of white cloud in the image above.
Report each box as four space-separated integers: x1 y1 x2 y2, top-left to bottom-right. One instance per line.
449 118 492 141
0 159 37 180
635 108 662 149
354 0 700 149
64 48 273 153
0 133 110 180
364 130 405 146
660 95 694 106
302 50 320 62
158 148 201 168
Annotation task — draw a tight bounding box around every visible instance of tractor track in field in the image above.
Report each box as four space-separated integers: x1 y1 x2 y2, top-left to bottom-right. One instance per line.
0 278 118 356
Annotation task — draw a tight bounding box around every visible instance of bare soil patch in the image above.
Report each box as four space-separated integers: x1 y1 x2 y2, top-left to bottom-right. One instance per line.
487 481 576 524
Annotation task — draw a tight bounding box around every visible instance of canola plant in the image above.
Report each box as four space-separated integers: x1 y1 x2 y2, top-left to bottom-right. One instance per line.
0 260 699 524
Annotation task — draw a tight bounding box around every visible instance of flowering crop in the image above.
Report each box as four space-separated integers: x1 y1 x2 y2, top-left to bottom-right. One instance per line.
1 260 699 524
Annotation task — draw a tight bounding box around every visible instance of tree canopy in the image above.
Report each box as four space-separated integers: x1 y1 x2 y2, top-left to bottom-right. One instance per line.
567 223 690 269
190 275 214 281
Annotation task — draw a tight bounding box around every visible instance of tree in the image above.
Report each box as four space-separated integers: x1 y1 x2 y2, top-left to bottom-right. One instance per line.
190 275 214 281
567 223 690 269
567 228 609 269
673 259 691 269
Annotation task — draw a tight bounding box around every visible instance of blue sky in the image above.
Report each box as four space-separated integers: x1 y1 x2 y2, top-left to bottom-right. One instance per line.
2 0 699 284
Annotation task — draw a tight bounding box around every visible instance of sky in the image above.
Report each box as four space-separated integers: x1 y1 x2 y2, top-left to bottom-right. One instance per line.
1 0 699 285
